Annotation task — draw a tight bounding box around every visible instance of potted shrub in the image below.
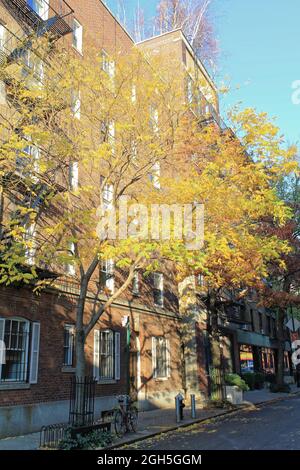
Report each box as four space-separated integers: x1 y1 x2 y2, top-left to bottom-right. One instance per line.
224 373 249 405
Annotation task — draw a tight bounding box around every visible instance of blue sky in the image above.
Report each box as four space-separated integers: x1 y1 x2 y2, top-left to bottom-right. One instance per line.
107 0 300 146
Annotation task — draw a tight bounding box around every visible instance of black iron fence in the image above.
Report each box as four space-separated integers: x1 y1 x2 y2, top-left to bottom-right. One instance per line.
209 366 226 401
69 376 96 427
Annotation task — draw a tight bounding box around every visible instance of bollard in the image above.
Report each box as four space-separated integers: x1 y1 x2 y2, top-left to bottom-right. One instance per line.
175 393 185 423
191 394 196 419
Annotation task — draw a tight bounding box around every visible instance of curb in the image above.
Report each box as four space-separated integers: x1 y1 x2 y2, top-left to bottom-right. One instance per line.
106 390 300 450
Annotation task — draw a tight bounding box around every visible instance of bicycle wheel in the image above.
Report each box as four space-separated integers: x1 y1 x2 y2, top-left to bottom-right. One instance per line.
114 410 126 437
128 406 138 432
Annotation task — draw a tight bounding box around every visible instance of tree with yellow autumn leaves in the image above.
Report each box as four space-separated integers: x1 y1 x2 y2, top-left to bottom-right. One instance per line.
0 35 298 396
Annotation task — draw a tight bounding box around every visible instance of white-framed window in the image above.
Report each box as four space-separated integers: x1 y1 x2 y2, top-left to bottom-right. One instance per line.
66 241 76 276
100 259 114 293
100 177 114 211
27 0 48 20
132 271 140 295
150 106 159 133
24 223 36 266
152 336 170 379
16 144 40 177
69 161 79 191
71 89 81 119
23 50 44 84
187 75 193 104
72 19 83 54
101 49 115 79
0 24 6 51
131 84 137 103
0 318 40 384
153 272 164 307
63 324 75 367
197 273 205 287
149 161 160 190
93 329 120 381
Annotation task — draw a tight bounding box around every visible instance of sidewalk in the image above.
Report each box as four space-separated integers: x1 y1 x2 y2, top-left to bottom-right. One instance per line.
0 386 299 450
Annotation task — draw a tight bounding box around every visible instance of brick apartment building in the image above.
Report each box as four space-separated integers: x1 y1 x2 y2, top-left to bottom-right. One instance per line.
0 1 292 439
0 0 187 438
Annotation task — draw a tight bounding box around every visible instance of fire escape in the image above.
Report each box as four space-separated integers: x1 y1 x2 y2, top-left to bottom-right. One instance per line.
0 0 73 271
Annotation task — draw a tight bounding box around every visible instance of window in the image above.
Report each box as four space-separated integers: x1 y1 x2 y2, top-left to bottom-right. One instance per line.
93 330 120 381
187 75 193 104
197 273 205 287
66 241 75 276
100 178 114 211
71 90 81 119
63 325 75 367
150 106 159 133
0 24 6 51
149 161 160 190
23 50 44 84
69 161 79 191
101 50 114 78
72 19 83 53
132 271 140 295
27 0 48 20
152 337 170 379
0 318 40 384
24 223 36 265
100 259 114 293
16 145 40 177
153 272 164 307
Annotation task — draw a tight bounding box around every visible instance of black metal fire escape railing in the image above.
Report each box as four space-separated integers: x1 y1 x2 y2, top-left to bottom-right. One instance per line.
197 90 227 131
0 1 73 241
1 0 74 39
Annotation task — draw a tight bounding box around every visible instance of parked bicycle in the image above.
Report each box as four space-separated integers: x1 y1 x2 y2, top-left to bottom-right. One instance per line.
114 395 138 437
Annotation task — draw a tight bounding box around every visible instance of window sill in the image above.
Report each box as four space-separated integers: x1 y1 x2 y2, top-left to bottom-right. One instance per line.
154 377 168 382
61 367 76 373
0 382 31 390
97 379 117 385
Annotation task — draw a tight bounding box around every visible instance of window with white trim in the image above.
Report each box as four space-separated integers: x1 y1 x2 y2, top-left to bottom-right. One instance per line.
187 75 193 104
100 177 114 211
153 272 164 307
152 336 170 379
71 90 81 119
63 324 75 367
93 329 120 381
24 223 36 266
150 106 159 133
101 50 115 78
0 318 40 384
66 241 76 276
27 0 48 20
0 24 6 51
100 259 114 293
69 161 79 191
72 19 83 53
16 144 40 177
149 161 160 189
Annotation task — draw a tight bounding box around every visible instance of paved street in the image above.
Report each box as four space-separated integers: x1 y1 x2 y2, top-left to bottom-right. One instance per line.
123 396 300 450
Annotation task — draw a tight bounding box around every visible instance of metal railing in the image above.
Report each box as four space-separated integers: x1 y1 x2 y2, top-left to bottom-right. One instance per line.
69 376 97 427
2 0 74 39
